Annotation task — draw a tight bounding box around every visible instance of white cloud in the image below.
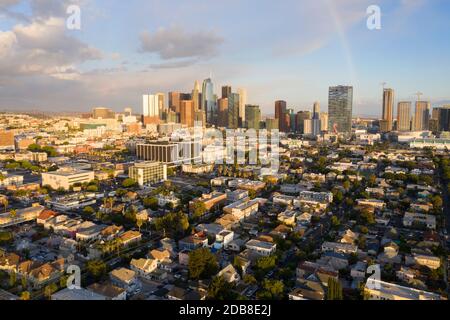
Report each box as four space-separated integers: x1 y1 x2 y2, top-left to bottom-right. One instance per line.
140 25 224 60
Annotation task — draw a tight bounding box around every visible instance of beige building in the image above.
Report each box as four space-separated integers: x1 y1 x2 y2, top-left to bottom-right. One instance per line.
42 168 95 190
128 162 167 186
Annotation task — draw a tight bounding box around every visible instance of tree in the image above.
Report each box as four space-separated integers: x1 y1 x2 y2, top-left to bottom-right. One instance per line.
83 206 95 215
122 178 137 188
188 248 219 280
86 260 107 280
154 211 189 238
86 185 98 192
243 274 257 285
207 276 237 300
9 209 17 219
327 278 343 300
9 271 16 287
136 218 144 232
27 143 42 152
331 216 340 229
20 291 31 300
254 255 277 280
143 197 158 210
44 283 58 299
257 279 284 300
192 201 207 219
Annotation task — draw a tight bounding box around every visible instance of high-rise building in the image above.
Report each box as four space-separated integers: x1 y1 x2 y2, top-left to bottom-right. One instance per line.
202 78 217 125
296 111 311 134
288 109 296 132
227 93 240 129
194 111 206 127
275 100 288 132
180 100 195 127
382 88 394 132
92 107 115 119
169 92 181 113
237 88 247 125
303 119 313 135
328 86 353 133
313 102 320 119
265 118 279 130
312 102 321 136
156 93 166 118
218 98 228 127
142 95 159 117
245 105 261 130
397 102 411 132
320 112 329 132
192 81 201 111
413 101 430 131
437 105 450 132
222 86 232 99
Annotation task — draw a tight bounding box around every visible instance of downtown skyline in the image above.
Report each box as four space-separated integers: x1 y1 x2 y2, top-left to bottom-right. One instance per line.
0 0 450 116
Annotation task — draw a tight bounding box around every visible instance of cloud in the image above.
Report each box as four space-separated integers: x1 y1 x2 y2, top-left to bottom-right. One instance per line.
0 17 102 80
140 25 224 60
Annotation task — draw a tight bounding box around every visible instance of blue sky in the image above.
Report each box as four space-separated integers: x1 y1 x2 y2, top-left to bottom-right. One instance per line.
0 0 449 116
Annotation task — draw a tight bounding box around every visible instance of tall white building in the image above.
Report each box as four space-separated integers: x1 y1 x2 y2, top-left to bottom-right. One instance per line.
143 94 159 117
237 88 247 124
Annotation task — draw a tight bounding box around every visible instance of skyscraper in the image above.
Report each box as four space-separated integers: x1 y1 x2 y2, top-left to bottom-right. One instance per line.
397 102 411 132
296 111 311 134
312 102 321 136
320 113 328 131
227 93 240 129
382 88 394 132
313 101 320 119
437 105 450 132
413 101 430 131
237 88 247 125
222 86 232 99
217 98 228 127
245 105 261 130
202 78 217 125
275 100 287 132
156 93 166 119
328 86 353 134
180 100 195 127
192 81 201 111
169 92 181 113
142 95 159 117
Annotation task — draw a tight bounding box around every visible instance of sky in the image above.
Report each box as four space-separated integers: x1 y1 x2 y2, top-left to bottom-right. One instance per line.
0 0 449 116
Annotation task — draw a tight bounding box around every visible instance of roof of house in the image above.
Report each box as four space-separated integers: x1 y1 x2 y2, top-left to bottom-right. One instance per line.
110 268 136 282
88 283 125 299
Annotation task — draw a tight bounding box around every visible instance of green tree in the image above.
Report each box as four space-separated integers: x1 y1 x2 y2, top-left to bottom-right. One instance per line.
188 248 219 280
83 206 95 215
86 260 107 280
122 178 137 188
143 197 158 210
20 291 31 300
207 276 237 300
327 278 343 300
192 201 207 219
44 283 58 299
257 279 284 300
